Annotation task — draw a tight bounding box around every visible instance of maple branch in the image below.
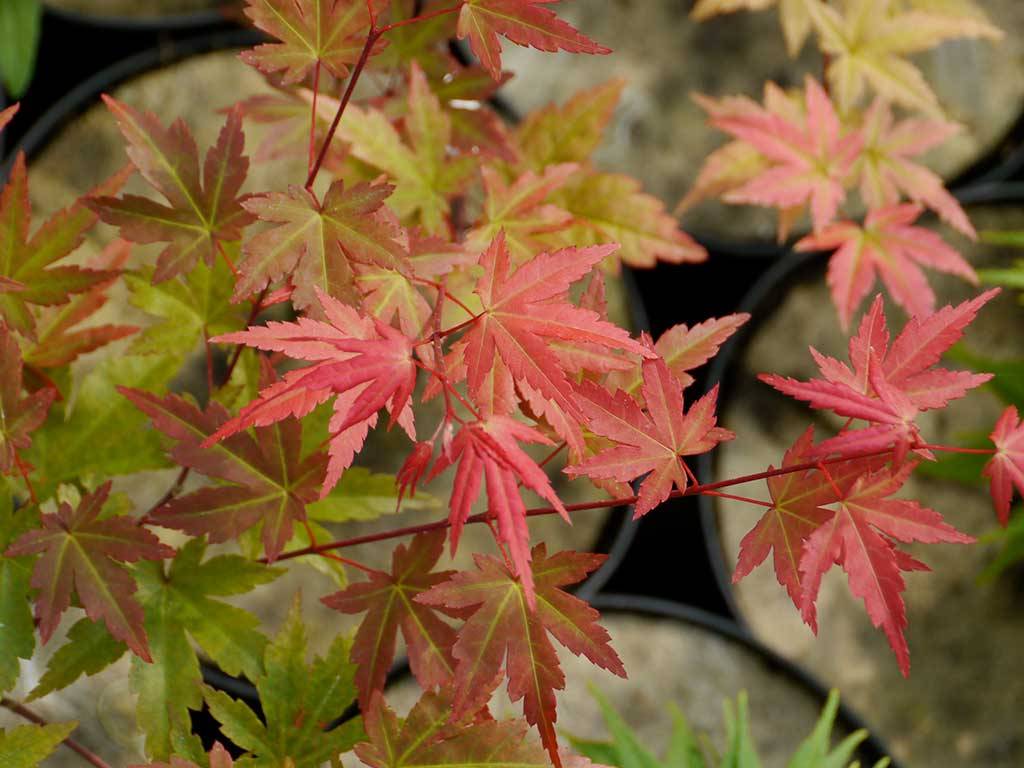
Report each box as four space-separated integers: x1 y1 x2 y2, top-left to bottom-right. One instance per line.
413 359 481 421
308 60 322 177
917 443 995 456
377 2 463 34
266 445 904 563
410 276 477 319
700 489 773 508
1 698 113 768
413 312 483 347
307 29 380 189
224 286 269 383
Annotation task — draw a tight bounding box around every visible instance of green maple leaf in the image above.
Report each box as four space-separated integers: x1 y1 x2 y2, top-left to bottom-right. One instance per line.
0 722 77 768
0 154 120 338
127 255 249 362
27 617 127 701
131 538 279 761
357 689 550 768
203 598 363 768
0 477 35 694
340 63 474 236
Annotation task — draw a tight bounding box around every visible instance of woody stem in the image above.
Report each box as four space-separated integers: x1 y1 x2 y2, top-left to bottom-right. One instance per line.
1 698 113 768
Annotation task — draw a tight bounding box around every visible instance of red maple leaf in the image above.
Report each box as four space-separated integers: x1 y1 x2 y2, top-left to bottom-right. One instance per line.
797 463 972 675
428 415 566 603
567 357 734 518
322 531 458 708
418 546 625 768
698 76 862 231
92 97 253 282
121 388 326 561
983 405 1024 526
241 0 376 84
233 179 409 311
0 324 56 475
208 289 416 493
462 232 649 426
761 291 997 461
733 427 889 609
457 0 610 80
796 204 978 328
5 482 174 661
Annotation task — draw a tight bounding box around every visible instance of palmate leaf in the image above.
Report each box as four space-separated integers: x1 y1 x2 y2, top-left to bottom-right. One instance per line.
0 477 35 694
323 531 458 708
419 546 625 768
732 426 889 611
132 539 278 760
796 204 978 328
307 466 439 522
234 179 409 311
798 464 971 675
122 388 326 561
0 154 122 338
695 77 862 233
208 289 417 494
26 617 126 701
0 722 77 768
203 599 363 768
983 406 1024 526
357 689 550 768
92 97 253 283
761 291 997 461
806 0 1001 114
241 0 374 84
0 323 55 475
457 0 610 80
569 358 734 518
340 63 475 236
5 481 174 661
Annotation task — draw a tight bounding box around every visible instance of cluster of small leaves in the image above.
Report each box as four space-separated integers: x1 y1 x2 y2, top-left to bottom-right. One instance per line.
686 0 998 327
568 687 889 768
0 1 1014 766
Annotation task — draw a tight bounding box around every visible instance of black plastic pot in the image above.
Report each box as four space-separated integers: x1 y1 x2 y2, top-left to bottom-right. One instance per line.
43 1 236 31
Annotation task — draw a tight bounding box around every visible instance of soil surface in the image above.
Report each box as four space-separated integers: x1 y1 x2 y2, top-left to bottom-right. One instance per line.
381 613 870 767
712 207 1024 767
501 1 1024 241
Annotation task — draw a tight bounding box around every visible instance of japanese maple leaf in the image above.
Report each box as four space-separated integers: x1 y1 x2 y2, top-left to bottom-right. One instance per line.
856 98 973 238
418 546 625 768
208 290 416 493
457 0 610 80
568 358 734 518
461 232 649 424
733 426 889 609
121 388 326 561
23 239 138 369
0 154 122 338
606 313 750 395
323 531 458 708
983 406 1024 526
233 179 409 311
236 83 344 168
690 0 814 56
466 163 576 261
340 63 475 236
698 77 862 232
764 291 996 461
241 0 375 84
357 689 549 768
91 97 253 282
0 103 17 133
0 324 56 475
428 415 567 604
796 204 977 327
806 0 1000 114
797 464 972 675
5 482 174 661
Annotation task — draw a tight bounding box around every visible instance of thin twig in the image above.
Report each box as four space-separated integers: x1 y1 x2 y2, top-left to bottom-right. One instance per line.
1 698 113 768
